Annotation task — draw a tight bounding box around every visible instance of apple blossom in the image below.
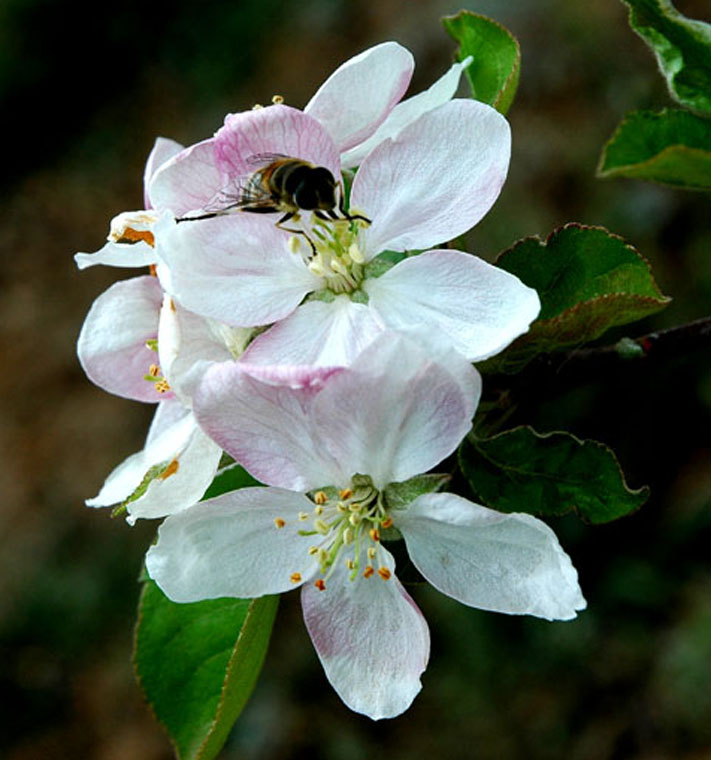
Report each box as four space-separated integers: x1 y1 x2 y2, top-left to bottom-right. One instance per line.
151 99 539 366
146 332 586 719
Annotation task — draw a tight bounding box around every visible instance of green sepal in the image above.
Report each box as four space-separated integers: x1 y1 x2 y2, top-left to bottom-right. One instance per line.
442 10 521 114
622 0 711 114
459 426 649 524
306 288 336 303
598 108 711 189
384 473 451 511
480 224 670 374
134 582 278 760
202 462 261 501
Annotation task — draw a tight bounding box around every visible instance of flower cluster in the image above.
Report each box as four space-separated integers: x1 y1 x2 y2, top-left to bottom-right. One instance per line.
77 42 585 719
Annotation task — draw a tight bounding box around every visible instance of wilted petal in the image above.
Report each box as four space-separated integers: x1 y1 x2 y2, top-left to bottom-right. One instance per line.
397 493 587 621
155 213 320 326
352 99 510 253
143 137 184 208
302 546 429 720
194 361 345 490
146 487 322 601
309 332 475 488
341 58 470 168
215 104 341 180
241 297 384 366
365 250 541 361
305 42 414 154
77 275 169 402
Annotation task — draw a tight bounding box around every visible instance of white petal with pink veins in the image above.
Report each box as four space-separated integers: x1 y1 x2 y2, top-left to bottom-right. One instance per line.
143 137 184 208
146 487 322 601
302 545 429 720
241 297 384 366
397 493 587 621
352 99 510 253
77 275 168 402
305 42 414 154
155 214 320 326
215 105 341 180
365 250 540 361
341 57 470 168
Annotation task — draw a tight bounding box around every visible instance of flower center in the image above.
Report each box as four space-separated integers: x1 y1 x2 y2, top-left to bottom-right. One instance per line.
289 213 369 295
274 475 394 591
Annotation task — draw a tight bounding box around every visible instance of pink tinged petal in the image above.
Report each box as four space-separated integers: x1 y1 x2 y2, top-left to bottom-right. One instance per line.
302 545 429 720
304 42 414 154
241 297 384 366
194 361 345 491
310 332 474 488
154 213 320 326
352 99 511 253
148 137 222 216
86 399 189 508
143 137 184 208
397 493 587 622
74 240 156 270
341 58 470 169
126 422 222 523
215 105 341 180
157 295 235 404
77 275 171 402
365 250 541 362
146 487 321 601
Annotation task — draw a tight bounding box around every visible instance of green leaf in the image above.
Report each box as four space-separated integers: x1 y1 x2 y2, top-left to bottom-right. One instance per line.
482 224 670 373
384 473 451 511
202 462 261 500
442 10 521 114
134 581 278 760
598 108 711 189
459 426 649 523
622 0 711 114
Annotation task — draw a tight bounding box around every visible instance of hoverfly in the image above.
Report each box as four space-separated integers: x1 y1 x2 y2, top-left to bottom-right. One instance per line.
176 154 370 240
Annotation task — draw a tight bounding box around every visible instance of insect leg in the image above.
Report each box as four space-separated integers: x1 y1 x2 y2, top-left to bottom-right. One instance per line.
275 212 317 256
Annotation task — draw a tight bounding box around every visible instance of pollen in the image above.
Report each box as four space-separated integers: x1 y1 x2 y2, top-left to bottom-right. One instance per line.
273 517 286 529
148 364 160 377
290 572 302 584
155 379 171 394
369 528 380 543
314 491 328 505
378 567 392 581
116 227 155 247
314 578 326 591
159 459 179 480
381 517 393 529
271 94 284 105
363 565 375 579
339 488 353 500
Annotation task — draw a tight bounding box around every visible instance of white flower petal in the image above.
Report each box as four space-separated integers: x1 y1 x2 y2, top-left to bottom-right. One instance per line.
397 493 587 621
146 487 321 601
194 361 346 491
155 213 320 326
302 545 429 720
310 332 474 488
143 137 184 208
341 58 470 168
365 250 541 361
74 240 156 270
77 275 167 402
241 297 384 366
305 42 414 153
352 99 510 253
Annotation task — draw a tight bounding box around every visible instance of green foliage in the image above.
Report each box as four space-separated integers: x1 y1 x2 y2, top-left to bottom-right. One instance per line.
481 224 670 373
622 0 711 114
598 108 711 189
134 582 278 760
442 10 521 114
202 463 261 500
459 426 649 523
384 473 451 511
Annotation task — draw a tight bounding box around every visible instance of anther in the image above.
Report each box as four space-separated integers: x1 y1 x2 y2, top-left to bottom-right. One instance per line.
148 364 160 377
308 546 319 555
363 565 375 578
298 512 309 521
159 459 179 480
314 578 326 591
336 502 347 513
343 527 354 544
345 558 355 570
367 547 376 560
381 517 393 529
349 513 362 527
273 517 286 529
252 103 263 110
378 567 392 581
272 94 284 104
339 488 353 500
314 491 328 505
369 528 380 543
145 339 158 352
155 379 171 394
290 572 302 583
314 519 329 535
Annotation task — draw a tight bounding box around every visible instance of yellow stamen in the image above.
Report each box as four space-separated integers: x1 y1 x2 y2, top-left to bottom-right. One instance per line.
272 94 284 104
339 488 353 500
273 517 286 529
378 567 392 581
314 491 328 505
381 517 393 529
308 546 319 555
367 547 376 560
155 379 171 394
369 528 380 543
314 519 329 535
116 227 155 247
314 505 324 516
290 572 302 584
314 578 326 591
363 565 375 579
148 364 160 377
298 511 309 521
159 459 179 480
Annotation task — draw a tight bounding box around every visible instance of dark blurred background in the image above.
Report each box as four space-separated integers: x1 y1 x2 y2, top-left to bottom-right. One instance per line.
2 0 710 758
